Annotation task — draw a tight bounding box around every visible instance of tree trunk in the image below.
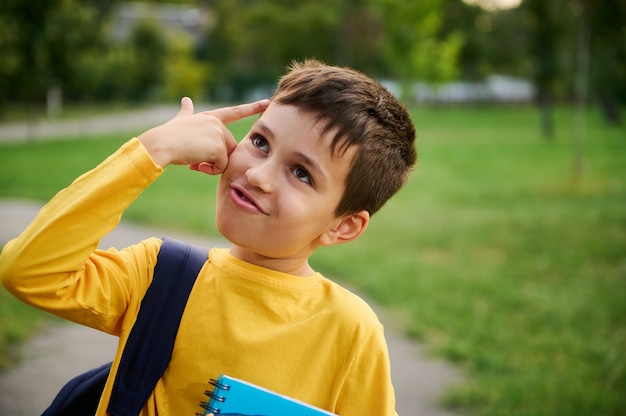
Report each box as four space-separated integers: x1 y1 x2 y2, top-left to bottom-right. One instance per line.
572 1 590 182
538 89 554 141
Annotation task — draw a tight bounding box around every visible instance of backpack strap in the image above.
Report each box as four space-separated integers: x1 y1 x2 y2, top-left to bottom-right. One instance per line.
42 362 113 415
107 237 208 416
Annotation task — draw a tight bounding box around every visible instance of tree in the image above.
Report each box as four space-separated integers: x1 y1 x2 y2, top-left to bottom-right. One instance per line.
202 0 457 101
0 0 116 115
520 0 575 140
42 2 110 106
125 19 169 101
585 0 626 124
0 0 62 112
162 35 211 101
204 0 349 100
376 0 462 96
517 0 624 129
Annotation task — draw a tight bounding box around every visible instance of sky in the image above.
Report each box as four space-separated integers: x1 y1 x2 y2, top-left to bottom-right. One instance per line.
462 0 522 11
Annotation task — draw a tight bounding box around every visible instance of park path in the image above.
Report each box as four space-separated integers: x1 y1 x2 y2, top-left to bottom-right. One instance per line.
0 104 180 143
0 108 462 415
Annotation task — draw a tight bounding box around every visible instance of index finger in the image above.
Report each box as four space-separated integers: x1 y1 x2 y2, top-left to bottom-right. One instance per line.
206 99 270 124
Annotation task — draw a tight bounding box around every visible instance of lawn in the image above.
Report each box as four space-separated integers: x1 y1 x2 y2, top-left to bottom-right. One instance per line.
0 105 624 415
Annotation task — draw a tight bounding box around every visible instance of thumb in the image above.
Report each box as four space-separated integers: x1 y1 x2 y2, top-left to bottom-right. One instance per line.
176 96 194 117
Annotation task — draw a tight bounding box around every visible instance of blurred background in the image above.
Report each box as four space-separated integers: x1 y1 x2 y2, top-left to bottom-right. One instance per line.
0 1 625 416
0 0 624 124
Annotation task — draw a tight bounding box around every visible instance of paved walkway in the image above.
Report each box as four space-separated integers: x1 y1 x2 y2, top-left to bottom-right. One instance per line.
0 109 462 415
0 105 177 143
0 103 216 143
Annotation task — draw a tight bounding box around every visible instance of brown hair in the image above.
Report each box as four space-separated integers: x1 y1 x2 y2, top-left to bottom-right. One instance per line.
272 60 417 216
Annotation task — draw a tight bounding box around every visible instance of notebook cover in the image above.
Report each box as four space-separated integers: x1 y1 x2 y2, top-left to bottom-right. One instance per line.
202 374 337 415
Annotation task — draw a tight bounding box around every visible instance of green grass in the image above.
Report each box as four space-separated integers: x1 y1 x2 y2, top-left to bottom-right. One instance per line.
0 106 624 415
0 278 51 369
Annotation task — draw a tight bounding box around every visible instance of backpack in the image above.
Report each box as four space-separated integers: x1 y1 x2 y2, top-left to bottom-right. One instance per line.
42 238 208 416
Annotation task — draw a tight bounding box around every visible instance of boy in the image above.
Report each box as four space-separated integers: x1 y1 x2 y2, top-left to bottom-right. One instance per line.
0 60 416 415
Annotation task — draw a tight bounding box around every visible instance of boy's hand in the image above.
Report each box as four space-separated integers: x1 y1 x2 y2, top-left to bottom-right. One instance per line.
138 97 269 174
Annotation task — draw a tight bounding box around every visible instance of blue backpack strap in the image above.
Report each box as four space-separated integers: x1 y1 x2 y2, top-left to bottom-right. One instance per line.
107 237 208 416
42 362 112 415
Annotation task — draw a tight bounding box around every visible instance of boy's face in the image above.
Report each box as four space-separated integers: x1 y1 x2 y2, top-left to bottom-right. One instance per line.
216 103 356 272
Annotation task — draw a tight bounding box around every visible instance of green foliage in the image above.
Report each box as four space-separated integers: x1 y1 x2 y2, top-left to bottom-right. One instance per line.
205 0 365 99
585 1 626 121
125 19 169 100
2 0 626 119
204 0 457 100
440 0 531 80
42 1 106 86
67 18 169 102
0 0 115 106
376 0 461 85
162 37 211 102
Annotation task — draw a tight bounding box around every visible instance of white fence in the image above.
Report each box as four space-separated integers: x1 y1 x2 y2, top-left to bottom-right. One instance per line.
382 76 536 103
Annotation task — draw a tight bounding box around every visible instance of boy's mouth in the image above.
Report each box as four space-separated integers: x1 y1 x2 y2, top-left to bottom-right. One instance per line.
230 185 268 215
236 189 256 206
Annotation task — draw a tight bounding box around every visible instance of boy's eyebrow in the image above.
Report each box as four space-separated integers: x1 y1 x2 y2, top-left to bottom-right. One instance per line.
254 121 275 140
294 151 326 182
254 120 327 183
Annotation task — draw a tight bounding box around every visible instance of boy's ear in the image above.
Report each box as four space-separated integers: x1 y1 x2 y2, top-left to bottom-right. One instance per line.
320 210 370 246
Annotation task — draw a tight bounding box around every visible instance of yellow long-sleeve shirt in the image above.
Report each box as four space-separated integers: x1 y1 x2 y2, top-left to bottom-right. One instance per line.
0 138 397 416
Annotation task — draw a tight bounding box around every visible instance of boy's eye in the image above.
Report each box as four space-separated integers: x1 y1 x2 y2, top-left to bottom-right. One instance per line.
292 166 312 185
251 134 269 152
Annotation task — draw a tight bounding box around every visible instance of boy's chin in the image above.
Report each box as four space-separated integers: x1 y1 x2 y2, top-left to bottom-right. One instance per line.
216 222 256 250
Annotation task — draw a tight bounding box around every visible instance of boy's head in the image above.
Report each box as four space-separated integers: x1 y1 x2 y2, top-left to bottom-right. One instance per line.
272 60 417 217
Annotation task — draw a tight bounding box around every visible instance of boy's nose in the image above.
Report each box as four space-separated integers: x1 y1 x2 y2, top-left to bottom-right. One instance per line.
245 161 276 193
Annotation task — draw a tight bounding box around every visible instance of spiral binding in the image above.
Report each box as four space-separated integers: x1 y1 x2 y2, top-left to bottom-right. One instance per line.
197 378 232 415
209 378 231 391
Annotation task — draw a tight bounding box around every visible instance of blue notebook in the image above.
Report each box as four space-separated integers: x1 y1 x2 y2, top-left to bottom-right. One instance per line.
200 374 337 415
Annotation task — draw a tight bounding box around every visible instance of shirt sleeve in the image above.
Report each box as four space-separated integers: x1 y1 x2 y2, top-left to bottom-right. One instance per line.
0 138 164 334
335 322 398 416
